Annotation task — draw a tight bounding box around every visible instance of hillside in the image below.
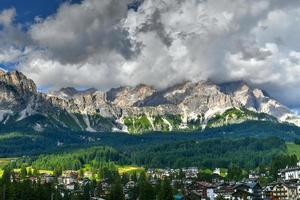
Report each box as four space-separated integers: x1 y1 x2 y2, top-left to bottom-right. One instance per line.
6 137 288 170
1 120 300 157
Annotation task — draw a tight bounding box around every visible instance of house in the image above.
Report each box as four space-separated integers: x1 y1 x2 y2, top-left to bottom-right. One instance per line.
213 168 221 176
212 173 224 184
232 189 253 200
183 167 198 178
233 182 262 200
262 186 274 200
91 198 105 200
63 170 78 179
194 181 213 198
78 178 91 186
280 163 300 181
247 182 262 200
62 176 76 185
207 186 217 200
84 171 93 178
125 181 136 189
40 175 55 184
214 183 234 199
271 181 297 200
248 172 260 181
66 183 76 191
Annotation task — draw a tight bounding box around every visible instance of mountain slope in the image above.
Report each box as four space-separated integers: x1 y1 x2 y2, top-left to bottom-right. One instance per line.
0 69 299 133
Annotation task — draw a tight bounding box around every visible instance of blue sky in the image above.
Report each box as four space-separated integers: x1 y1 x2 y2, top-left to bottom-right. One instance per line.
0 0 81 25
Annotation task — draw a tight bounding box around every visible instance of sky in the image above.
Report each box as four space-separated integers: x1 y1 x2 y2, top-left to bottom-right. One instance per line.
0 0 300 111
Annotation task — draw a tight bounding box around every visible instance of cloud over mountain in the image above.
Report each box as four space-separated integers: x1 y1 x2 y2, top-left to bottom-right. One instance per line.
0 0 300 110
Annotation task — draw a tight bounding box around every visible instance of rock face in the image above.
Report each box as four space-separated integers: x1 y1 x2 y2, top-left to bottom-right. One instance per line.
48 87 97 100
0 70 299 133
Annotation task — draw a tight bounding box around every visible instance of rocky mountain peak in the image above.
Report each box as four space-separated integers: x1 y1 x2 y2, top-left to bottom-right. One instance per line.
0 69 6 76
48 87 97 99
106 84 155 107
0 71 299 132
60 87 78 95
0 70 37 94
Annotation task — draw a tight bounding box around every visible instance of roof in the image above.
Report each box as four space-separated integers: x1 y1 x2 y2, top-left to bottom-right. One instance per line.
232 190 254 197
280 166 300 173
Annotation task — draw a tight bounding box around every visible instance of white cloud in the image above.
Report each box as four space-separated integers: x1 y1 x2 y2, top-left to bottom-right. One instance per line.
0 8 16 26
29 0 132 64
0 0 300 109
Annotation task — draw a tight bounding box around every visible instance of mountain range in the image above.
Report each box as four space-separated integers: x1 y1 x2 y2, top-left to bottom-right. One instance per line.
0 69 299 133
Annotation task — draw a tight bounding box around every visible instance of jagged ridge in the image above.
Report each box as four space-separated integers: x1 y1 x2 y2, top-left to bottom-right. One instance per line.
0 69 299 133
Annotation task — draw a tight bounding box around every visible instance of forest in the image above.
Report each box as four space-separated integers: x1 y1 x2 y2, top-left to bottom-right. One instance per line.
0 120 300 157
8 137 287 171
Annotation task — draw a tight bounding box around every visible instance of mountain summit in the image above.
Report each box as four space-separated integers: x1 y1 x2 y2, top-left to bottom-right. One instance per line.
0 70 299 133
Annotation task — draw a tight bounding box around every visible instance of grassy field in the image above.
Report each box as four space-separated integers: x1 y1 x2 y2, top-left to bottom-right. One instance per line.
118 165 144 174
12 167 54 175
287 142 300 158
0 158 17 169
0 158 18 177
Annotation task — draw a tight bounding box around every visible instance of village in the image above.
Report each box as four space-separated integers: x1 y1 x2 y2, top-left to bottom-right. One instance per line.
4 163 300 200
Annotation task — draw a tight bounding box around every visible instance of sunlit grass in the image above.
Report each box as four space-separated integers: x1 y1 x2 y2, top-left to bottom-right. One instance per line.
117 165 144 174
0 158 18 169
287 142 300 159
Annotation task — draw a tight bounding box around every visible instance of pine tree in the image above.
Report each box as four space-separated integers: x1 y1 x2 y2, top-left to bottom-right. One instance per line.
108 178 125 200
138 172 155 200
79 168 84 178
28 168 33 177
20 165 27 179
33 168 39 177
157 178 174 200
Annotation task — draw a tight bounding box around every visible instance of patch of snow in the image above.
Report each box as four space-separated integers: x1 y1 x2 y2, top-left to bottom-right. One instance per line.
116 118 129 133
82 113 96 132
112 127 122 132
17 103 35 121
33 123 44 132
205 107 231 119
69 113 84 130
3 115 10 124
187 112 199 121
0 110 12 122
179 123 188 129
180 105 188 124
162 117 173 131
146 114 155 130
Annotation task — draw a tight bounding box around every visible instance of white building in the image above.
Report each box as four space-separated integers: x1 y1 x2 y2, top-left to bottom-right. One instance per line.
280 162 300 181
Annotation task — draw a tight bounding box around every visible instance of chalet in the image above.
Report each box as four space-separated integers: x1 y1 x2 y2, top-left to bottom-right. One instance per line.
232 189 253 200
214 182 234 199
62 176 76 185
232 182 262 200
262 186 273 200
194 181 213 198
271 181 297 200
38 174 55 184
